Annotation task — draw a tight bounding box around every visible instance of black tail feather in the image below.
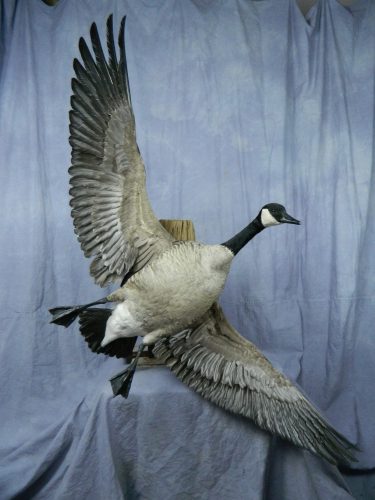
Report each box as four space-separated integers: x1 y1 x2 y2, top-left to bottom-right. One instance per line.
79 308 137 358
79 307 111 352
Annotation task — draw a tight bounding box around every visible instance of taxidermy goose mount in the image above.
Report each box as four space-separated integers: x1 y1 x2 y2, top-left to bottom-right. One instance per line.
49 16 357 466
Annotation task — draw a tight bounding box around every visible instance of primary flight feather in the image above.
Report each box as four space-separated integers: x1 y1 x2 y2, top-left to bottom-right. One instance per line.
49 15 357 466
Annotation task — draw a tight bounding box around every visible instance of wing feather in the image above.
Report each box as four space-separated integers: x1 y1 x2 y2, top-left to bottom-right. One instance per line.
153 303 358 466
69 15 174 286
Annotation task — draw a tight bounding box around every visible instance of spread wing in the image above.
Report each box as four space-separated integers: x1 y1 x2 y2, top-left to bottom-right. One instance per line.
153 304 357 466
69 16 174 287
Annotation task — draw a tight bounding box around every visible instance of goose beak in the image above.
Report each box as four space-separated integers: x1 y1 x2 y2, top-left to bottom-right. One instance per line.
280 213 300 225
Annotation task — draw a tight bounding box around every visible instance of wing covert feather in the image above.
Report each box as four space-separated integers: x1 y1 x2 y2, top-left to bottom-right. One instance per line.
69 16 174 287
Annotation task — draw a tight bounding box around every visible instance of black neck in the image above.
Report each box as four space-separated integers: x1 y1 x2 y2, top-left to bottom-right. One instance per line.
221 216 264 255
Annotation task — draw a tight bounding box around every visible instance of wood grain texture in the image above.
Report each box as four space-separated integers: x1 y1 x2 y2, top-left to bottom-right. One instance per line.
159 219 196 242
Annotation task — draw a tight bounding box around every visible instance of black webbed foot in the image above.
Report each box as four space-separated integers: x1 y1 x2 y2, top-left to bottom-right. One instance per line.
110 365 136 398
110 343 145 398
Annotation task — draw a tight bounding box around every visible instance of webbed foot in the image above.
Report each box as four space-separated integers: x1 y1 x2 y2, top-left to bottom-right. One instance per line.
110 343 145 398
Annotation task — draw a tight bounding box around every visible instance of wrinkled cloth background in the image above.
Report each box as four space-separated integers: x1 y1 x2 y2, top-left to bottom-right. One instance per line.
0 0 374 498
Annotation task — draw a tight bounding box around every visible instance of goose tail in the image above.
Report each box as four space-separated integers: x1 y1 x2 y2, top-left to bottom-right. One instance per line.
49 297 108 327
79 308 137 359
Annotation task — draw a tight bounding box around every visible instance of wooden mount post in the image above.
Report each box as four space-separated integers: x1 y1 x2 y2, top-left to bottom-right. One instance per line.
159 219 195 242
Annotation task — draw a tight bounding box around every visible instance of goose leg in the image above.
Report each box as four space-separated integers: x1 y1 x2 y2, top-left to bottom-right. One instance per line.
110 343 145 398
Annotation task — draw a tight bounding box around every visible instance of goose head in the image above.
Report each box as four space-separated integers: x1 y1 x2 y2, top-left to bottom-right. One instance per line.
222 203 300 255
259 203 300 228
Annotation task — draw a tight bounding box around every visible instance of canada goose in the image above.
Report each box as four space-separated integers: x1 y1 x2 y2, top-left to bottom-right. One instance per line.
49 16 357 465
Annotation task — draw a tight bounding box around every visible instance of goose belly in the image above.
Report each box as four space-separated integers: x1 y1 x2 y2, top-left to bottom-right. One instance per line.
120 243 233 339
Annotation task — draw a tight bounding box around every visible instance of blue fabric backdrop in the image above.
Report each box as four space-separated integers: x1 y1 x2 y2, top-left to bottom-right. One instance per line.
0 0 374 498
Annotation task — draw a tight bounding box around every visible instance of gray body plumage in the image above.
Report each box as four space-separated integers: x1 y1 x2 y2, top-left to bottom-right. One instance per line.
103 243 233 345
49 15 357 466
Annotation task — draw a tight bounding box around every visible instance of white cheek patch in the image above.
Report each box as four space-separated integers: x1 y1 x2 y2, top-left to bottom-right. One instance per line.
261 208 280 227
